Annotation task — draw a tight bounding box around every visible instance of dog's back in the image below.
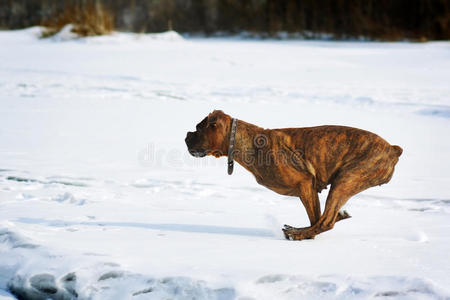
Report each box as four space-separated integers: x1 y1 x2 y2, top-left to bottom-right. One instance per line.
273 125 402 191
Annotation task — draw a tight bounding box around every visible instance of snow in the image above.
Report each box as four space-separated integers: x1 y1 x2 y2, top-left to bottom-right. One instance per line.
51 24 79 41
0 28 450 299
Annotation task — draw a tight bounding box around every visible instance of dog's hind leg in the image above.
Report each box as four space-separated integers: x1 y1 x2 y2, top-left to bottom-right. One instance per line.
283 170 373 240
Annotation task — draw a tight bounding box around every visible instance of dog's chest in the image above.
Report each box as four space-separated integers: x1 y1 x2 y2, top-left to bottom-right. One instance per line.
251 164 302 197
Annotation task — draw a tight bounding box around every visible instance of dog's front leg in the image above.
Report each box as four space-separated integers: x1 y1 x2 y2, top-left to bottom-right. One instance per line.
282 180 321 240
297 180 321 226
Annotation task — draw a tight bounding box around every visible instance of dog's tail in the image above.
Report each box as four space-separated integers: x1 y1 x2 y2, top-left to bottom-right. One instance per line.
391 145 403 157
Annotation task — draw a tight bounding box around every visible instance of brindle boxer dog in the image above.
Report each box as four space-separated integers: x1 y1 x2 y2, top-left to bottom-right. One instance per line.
185 110 402 240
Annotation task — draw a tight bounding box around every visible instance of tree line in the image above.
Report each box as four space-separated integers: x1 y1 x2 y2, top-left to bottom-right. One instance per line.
0 0 449 40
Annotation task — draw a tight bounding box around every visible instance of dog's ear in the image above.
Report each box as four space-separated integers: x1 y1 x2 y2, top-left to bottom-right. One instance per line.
211 109 224 115
208 110 224 126
207 114 218 126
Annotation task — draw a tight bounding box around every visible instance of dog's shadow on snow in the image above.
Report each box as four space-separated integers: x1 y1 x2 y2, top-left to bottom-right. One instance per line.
15 218 275 238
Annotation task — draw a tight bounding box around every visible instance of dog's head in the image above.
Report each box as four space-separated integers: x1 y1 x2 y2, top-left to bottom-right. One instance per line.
185 110 232 158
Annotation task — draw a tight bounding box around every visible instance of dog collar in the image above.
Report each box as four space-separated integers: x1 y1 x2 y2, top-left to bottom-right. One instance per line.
227 118 238 175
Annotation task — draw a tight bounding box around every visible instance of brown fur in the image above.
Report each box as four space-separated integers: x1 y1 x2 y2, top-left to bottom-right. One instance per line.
185 110 402 240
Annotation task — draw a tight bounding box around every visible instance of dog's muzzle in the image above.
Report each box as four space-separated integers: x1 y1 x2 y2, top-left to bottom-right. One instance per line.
185 132 206 157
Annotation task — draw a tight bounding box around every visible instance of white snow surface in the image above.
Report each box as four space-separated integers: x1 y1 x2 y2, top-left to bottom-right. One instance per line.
0 28 450 299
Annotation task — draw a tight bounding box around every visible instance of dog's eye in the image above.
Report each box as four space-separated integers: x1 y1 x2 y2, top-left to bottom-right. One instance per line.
209 123 216 129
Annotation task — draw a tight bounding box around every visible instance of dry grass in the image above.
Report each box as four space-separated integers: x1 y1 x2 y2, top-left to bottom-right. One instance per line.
41 2 114 38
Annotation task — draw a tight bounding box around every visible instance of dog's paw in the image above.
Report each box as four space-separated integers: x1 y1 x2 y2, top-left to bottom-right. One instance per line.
282 226 315 241
336 210 352 222
283 224 296 230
